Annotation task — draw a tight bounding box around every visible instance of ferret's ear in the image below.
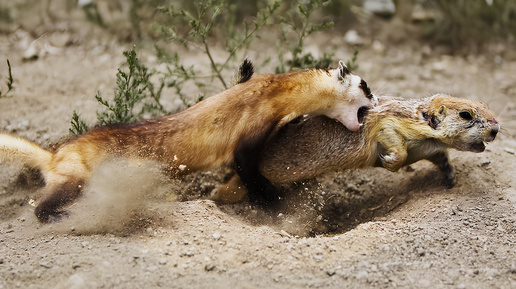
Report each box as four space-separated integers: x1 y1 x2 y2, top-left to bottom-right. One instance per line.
423 111 441 130
338 60 351 80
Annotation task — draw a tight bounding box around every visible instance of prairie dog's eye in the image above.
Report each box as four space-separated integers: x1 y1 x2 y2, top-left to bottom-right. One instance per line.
459 111 473 121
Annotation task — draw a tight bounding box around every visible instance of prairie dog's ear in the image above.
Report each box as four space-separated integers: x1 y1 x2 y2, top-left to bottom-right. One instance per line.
423 111 441 130
438 105 448 115
338 60 351 80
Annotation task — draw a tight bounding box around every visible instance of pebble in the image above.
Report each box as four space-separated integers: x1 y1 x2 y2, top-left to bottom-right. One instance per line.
5 120 30 132
66 274 86 288
355 270 369 280
343 30 366 46
39 262 51 269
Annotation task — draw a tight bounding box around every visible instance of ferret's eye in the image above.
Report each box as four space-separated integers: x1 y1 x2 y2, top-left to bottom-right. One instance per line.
459 111 473 121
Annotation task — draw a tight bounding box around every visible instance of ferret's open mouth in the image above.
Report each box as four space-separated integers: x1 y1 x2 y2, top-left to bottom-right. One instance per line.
357 106 370 125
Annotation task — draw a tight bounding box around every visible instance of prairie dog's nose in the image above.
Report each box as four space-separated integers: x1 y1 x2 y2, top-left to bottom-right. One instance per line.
486 123 500 142
491 123 500 134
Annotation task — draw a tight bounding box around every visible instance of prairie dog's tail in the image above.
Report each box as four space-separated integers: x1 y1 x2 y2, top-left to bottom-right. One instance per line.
0 134 53 172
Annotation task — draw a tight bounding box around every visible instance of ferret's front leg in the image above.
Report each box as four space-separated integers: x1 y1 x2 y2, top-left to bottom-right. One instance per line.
210 174 247 203
376 128 408 172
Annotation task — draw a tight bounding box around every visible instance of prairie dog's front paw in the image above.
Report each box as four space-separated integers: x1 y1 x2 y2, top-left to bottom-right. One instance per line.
380 154 401 172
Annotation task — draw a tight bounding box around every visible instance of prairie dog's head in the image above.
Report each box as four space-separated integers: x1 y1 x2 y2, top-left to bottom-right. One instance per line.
423 94 500 152
325 60 378 132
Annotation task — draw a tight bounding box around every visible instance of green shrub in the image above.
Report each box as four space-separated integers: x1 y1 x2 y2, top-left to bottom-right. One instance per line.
70 0 348 135
275 0 335 73
0 59 13 99
423 0 516 49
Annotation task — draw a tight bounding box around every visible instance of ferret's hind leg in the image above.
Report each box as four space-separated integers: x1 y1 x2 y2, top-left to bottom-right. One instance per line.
233 130 283 206
34 180 84 223
34 177 85 223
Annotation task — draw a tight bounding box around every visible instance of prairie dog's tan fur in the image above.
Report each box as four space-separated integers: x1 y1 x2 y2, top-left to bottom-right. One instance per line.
211 94 500 203
0 60 376 222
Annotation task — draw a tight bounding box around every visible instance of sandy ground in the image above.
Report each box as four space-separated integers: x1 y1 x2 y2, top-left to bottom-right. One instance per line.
1 17 516 289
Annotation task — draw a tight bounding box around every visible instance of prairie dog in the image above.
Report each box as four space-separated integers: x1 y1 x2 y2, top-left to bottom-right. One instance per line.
211 94 500 203
0 59 376 222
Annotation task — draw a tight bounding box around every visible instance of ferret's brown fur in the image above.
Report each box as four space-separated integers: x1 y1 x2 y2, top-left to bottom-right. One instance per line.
0 60 375 222
211 94 500 203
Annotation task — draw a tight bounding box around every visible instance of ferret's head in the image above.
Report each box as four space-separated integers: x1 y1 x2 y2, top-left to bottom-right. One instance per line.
424 94 500 152
325 61 378 132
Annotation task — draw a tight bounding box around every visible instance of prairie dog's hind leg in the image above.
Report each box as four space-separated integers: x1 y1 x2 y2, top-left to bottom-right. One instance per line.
426 151 455 188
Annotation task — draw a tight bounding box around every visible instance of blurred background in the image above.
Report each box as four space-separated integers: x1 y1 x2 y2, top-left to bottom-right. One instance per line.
1 0 515 58
0 0 515 131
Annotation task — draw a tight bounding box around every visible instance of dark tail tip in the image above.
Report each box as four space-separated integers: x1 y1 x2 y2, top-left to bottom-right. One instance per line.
236 57 255 84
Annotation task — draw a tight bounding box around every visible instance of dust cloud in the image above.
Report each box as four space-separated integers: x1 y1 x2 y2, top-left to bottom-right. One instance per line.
56 158 172 234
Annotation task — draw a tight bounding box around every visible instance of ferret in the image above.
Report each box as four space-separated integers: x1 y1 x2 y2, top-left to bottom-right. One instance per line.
0 59 376 222
211 94 500 203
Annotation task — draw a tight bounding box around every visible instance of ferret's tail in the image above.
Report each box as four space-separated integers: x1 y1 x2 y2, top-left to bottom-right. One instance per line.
0 134 53 173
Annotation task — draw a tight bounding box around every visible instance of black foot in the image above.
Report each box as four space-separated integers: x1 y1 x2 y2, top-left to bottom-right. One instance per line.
36 209 70 223
246 173 284 207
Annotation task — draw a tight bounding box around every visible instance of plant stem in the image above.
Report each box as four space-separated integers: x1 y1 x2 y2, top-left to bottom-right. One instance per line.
203 39 227 89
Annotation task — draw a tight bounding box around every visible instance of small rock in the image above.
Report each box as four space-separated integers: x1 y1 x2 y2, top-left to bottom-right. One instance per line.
485 268 499 277
66 274 86 288
363 0 396 17
510 262 516 274
355 270 369 280
372 40 386 55
146 265 158 272
344 30 365 46
40 262 51 269
504 147 515 155
181 248 196 257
